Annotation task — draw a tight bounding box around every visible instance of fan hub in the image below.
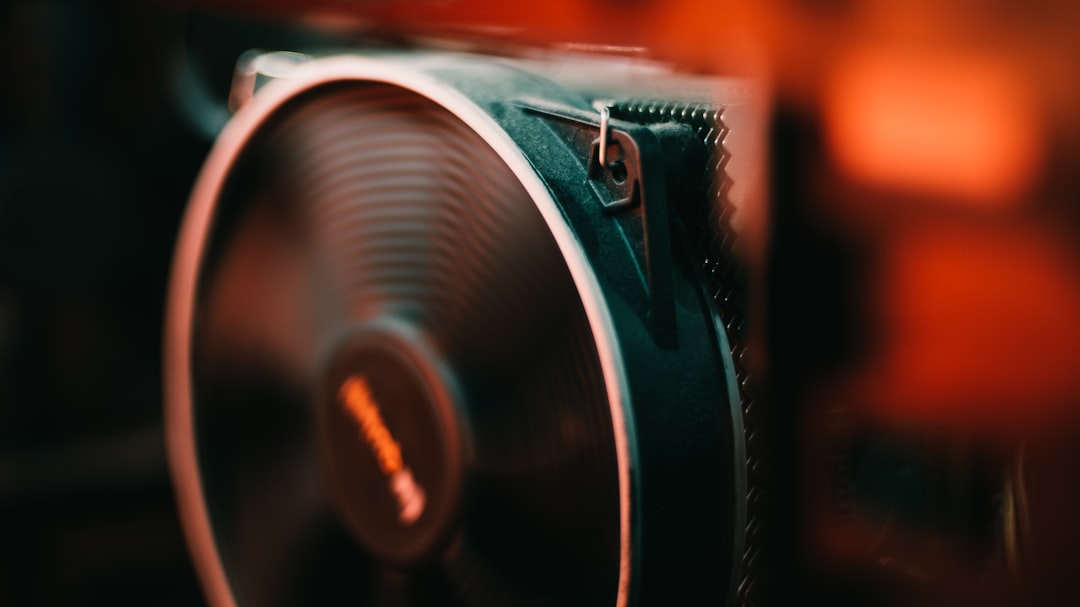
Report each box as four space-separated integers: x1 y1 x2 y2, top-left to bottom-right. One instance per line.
319 324 463 566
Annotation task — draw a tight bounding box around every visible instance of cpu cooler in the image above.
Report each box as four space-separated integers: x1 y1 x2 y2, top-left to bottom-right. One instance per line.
165 53 759 606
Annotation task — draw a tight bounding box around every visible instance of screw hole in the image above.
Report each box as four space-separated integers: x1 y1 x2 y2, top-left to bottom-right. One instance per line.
608 161 627 184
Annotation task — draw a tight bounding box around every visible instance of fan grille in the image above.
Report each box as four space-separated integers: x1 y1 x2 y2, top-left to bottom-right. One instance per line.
189 82 621 607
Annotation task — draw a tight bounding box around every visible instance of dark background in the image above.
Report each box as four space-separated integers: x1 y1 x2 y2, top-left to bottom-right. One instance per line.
0 2 319 604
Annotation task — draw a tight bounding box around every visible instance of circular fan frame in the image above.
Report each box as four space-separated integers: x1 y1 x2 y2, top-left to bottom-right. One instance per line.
165 53 744 607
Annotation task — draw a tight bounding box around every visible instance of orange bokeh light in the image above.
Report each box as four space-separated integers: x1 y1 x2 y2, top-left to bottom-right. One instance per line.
825 50 1043 206
859 224 1080 434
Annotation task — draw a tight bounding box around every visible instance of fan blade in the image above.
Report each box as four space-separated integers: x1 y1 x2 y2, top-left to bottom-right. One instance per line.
196 187 329 384
460 318 620 607
191 361 327 606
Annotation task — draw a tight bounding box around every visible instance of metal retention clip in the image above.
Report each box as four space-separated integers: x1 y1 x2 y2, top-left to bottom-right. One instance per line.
516 97 678 344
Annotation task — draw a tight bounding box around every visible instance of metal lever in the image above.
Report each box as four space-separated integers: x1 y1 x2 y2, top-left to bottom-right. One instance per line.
598 105 612 169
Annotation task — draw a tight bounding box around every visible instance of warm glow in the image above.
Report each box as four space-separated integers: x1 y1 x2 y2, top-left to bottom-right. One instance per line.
825 50 1042 206
860 225 1080 433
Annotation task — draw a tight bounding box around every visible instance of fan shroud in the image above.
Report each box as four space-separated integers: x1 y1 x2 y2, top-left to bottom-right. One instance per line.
165 53 744 607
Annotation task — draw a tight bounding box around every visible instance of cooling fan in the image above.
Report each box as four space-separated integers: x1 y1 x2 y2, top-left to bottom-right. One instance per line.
165 53 746 607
